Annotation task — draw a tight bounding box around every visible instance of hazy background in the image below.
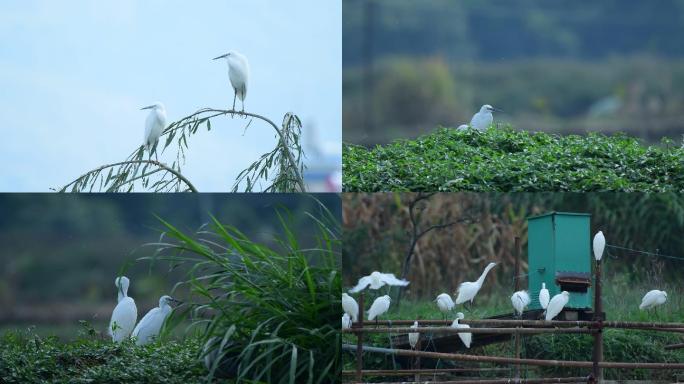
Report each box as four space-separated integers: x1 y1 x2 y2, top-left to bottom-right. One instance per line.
0 0 341 192
0 193 341 339
343 0 684 146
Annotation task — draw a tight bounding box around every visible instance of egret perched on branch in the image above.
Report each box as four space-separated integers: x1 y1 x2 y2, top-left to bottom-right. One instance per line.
408 321 419 349
367 295 391 323
639 290 667 310
435 293 455 319
213 51 250 112
108 276 137 342
470 105 502 131
511 290 531 317
455 262 497 309
349 271 409 293
342 293 359 322
141 103 167 158
451 312 471 348
545 291 570 321
539 283 550 310
131 295 180 345
593 231 605 261
342 313 352 329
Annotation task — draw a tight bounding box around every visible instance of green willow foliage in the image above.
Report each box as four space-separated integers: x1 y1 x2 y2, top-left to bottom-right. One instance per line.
343 127 684 192
146 201 340 383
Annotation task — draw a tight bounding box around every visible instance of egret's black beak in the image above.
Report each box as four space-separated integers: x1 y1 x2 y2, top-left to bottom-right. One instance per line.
169 298 183 305
491 107 504 113
140 105 153 110
213 54 228 60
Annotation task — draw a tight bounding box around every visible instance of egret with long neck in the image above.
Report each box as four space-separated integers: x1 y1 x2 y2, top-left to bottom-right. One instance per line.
455 262 497 309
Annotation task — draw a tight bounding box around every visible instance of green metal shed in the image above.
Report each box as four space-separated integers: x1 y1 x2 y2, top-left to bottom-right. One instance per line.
527 212 592 312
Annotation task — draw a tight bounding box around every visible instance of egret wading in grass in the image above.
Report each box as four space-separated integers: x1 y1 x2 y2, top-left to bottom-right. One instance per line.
451 312 471 348
545 291 570 321
108 276 137 342
349 271 409 294
408 321 419 349
367 295 391 326
342 293 359 322
131 295 180 345
639 290 667 315
141 103 167 159
342 313 352 329
435 293 455 320
511 290 531 317
593 231 605 261
539 282 550 314
470 104 502 131
213 51 250 113
455 262 497 310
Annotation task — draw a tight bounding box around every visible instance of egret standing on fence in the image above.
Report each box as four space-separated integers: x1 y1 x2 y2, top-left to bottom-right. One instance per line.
213 51 250 113
408 321 419 349
108 276 137 342
539 282 550 311
470 105 502 131
435 293 455 319
367 295 391 325
349 271 409 294
511 290 531 317
451 312 472 348
593 231 605 261
131 295 180 345
545 291 570 321
455 262 497 309
342 313 352 329
342 293 359 322
141 103 167 159
639 290 667 311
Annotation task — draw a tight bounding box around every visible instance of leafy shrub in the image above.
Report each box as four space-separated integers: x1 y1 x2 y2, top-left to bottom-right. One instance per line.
343 127 684 192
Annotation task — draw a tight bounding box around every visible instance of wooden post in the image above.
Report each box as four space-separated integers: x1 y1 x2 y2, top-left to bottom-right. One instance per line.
514 236 522 379
592 259 604 382
356 293 365 383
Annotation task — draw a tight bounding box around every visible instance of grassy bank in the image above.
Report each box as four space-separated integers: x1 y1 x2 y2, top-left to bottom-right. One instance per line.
343 127 684 192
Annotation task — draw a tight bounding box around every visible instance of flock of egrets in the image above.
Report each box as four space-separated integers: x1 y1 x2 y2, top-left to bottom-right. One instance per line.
141 50 250 157
108 276 181 345
342 230 670 350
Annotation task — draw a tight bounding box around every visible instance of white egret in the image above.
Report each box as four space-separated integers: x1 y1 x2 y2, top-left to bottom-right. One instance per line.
408 321 419 349
141 103 167 157
367 295 391 322
131 295 180 345
435 293 455 319
455 262 497 308
342 293 359 322
545 291 570 321
470 104 502 131
213 51 250 112
451 312 471 348
349 271 409 293
511 290 531 316
539 282 550 310
456 124 469 131
593 231 605 261
342 313 352 329
108 276 137 342
639 290 667 310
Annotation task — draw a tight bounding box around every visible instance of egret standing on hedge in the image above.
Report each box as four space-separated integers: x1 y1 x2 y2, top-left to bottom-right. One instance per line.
455 262 497 309
141 103 167 158
108 276 137 342
470 105 502 131
131 295 180 345
213 51 250 113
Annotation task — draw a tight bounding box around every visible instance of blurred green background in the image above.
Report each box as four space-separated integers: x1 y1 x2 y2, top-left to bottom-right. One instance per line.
343 0 684 145
0 194 340 340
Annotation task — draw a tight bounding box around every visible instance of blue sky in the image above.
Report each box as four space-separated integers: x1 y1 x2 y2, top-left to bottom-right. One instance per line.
0 0 341 192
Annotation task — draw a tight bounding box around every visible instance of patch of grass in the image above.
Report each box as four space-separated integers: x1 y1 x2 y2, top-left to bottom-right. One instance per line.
343 127 684 192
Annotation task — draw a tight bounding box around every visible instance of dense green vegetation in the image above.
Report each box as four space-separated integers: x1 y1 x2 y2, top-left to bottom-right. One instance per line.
343 127 684 192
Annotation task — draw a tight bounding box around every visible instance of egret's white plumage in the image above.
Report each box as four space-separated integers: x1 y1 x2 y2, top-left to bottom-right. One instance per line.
108 276 137 342
408 321 419 349
456 124 469 131
435 293 455 314
539 282 550 310
131 295 177 345
639 290 667 310
367 295 391 321
545 291 570 321
349 271 409 293
141 103 167 155
213 51 250 112
470 105 499 131
511 290 531 316
342 313 352 329
342 293 359 322
455 262 497 305
451 312 471 348
593 231 606 261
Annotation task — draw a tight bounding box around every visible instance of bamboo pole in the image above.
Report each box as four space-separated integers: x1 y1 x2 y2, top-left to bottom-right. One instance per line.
365 378 589 384
343 326 597 334
363 319 684 329
341 368 512 376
